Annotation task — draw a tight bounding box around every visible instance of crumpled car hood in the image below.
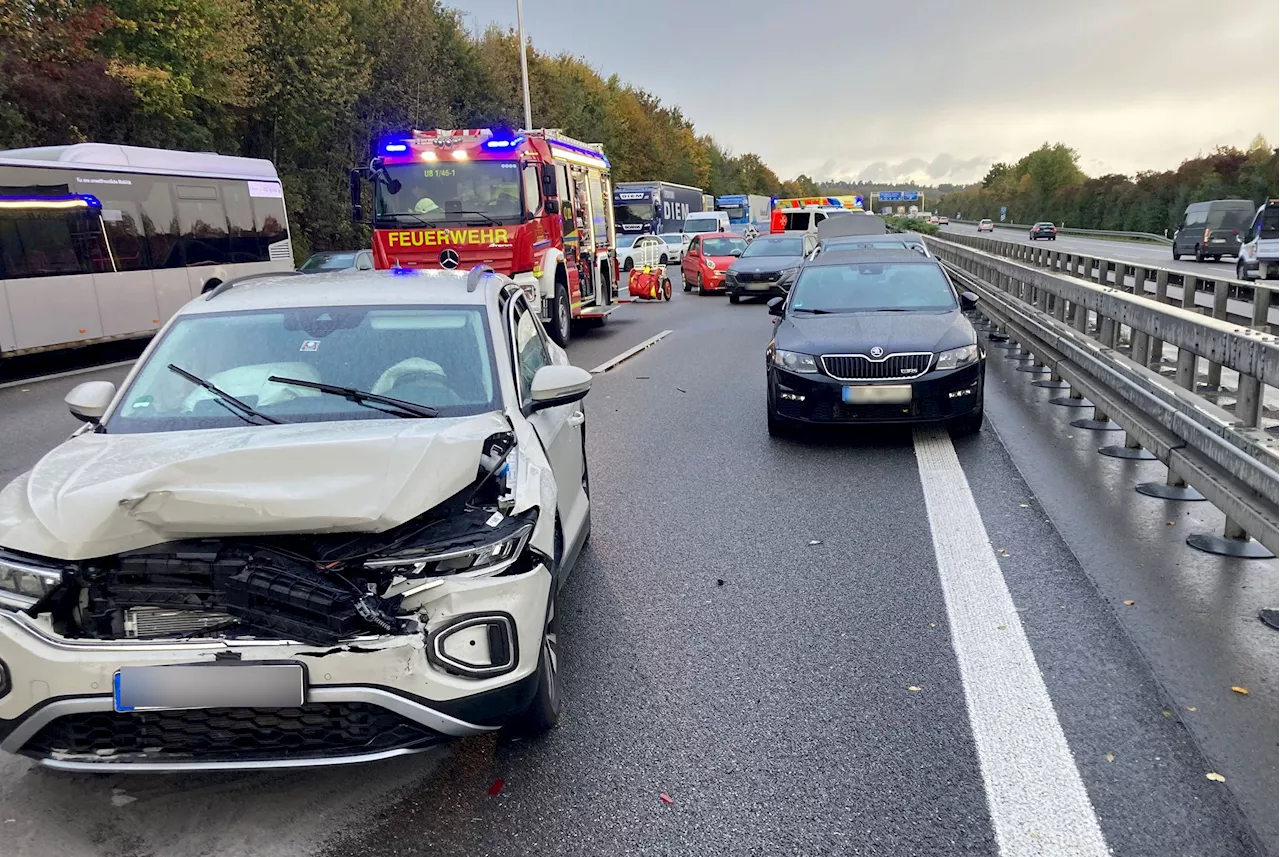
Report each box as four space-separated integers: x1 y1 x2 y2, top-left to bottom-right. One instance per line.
0 414 511 561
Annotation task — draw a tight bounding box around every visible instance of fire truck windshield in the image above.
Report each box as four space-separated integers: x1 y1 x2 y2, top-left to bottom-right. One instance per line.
376 161 523 224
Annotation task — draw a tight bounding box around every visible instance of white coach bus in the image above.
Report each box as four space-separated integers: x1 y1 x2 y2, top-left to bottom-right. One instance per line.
0 143 294 357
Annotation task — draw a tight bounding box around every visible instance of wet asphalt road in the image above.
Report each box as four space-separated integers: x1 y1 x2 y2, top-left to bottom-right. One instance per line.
0 275 1274 857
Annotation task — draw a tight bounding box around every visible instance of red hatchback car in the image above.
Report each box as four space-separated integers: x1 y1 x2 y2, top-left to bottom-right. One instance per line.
682 233 748 295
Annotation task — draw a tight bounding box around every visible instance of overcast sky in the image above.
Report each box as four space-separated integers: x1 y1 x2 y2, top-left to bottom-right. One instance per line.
463 0 1278 186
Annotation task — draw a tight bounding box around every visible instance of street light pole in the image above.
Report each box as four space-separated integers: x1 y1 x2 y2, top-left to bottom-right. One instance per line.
516 0 532 131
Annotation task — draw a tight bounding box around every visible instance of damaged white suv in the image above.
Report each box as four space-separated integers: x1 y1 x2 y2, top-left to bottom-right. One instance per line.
0 265 593 771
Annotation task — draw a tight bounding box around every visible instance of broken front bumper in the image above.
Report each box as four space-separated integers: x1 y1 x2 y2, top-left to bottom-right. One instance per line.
0 564 551 772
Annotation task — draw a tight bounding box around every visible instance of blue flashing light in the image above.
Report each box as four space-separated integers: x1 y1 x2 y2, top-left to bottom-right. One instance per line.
383 142 409 153
391 266 419 276
483 132 524 151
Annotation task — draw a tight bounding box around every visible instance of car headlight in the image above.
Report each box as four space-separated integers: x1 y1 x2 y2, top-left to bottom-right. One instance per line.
779 266 800 281
705 259 716 270
935 344 981 371
772 349 819 373
0 554 63 605
364 521 534 589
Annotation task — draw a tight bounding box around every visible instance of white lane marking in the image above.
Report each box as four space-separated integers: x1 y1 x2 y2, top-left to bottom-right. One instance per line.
0 359 136 390
913 428 1109 857
588 330 672 374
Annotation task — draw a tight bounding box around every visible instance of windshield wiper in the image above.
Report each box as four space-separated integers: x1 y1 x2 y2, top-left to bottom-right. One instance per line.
792 307 836 314
168 364 284 425
267 376 439 418
445 209 503 227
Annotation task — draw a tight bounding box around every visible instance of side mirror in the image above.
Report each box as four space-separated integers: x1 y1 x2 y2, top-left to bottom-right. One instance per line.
66 381 116 424
729 249 743 257
529 365 592 411
767 297 785 317
960 291 980 311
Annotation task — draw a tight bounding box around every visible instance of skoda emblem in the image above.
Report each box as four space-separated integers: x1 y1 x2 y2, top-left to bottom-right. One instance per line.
870 346 885 359
439 248 460 269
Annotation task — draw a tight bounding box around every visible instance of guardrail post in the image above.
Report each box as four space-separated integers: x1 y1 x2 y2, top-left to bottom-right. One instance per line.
1050 299 1096 406
1180 275 1198 311
1251 285 1271 331
1132 266 1148 299
1203 281 1232 390
1182 373 1274 560
1147 269 1170 367
1137 351 1208 498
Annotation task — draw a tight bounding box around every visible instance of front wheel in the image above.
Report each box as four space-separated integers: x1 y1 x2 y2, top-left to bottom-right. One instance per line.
659 254 668 266
728 292 740 304
509 591 561 734
622 258 633 272
950 404 984 437
548 281 572 347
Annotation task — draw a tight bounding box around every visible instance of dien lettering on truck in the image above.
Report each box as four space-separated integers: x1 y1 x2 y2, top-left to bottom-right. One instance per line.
387 228 511 248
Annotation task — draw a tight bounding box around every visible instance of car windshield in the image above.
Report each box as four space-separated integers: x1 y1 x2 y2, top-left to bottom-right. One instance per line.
616 235 637 249
701 237 747 256
658 234 683 246
108 305 499 433
684 218 720 233
825 239 909 251
1035 222 1054 228
742 238 802 257
790 262 957 313
377 162 522 223
299 252 358 272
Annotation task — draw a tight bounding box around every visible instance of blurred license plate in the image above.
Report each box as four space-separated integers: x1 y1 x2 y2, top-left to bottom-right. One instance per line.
114 664 304 712
746 283 771 290
1211 239 1226 243
843 385 912 404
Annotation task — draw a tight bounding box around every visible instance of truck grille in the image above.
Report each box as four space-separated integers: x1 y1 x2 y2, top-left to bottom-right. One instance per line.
821 353 933 381
22 703 442 762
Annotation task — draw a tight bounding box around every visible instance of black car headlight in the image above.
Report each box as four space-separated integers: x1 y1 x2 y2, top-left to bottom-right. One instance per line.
0 553 63 608
772 349 819 374
364 517 536 596
779 266 800 282
935 344 981 371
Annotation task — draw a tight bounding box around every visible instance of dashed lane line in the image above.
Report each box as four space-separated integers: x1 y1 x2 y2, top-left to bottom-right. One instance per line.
588 330 672 374
913 427 1110 857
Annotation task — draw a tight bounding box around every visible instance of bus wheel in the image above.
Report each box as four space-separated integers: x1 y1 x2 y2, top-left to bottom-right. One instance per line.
549 280 572 347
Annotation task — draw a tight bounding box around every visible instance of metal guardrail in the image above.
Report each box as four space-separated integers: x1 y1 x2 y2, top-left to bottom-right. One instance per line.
949 219 1173 245
939 230 1278 337
927 234 1279 556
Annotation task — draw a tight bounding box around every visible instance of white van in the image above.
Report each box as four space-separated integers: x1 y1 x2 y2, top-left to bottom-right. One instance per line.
682 210 730 238
770 206 848 235
1238 200 1278 281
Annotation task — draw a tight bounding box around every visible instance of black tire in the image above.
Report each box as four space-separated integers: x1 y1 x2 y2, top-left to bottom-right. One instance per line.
950 404 984 437
1194 246 1206 263
1211 254 1220 262
767 396 795 438
622 258 633 272
510 588 561 734
728 292 740 304
548 280 571 347
1050 236 1056 241
1172 246 1182 261
659 254 668 266
1237 260 1248 280
682 276 691 293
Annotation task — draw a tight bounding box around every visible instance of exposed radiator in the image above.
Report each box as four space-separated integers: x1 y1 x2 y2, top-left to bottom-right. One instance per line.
124 607 237 639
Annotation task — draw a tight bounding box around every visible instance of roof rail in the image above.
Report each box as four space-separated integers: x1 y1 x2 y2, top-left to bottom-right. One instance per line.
467 265 495 292
204 270 303 301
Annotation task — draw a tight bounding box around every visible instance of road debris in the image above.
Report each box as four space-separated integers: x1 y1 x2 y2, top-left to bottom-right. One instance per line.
1206 772 1226 783
1231 686 1250 696
1104 752 1114 763
659 793 674 805
488 779 505 796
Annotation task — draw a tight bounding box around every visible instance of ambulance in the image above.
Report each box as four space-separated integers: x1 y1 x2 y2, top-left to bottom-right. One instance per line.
351 128 617 345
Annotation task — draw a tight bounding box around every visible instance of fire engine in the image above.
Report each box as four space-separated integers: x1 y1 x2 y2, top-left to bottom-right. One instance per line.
350 128 618 346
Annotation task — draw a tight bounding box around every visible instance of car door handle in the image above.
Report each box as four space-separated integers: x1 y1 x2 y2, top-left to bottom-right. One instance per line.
567 410 585 427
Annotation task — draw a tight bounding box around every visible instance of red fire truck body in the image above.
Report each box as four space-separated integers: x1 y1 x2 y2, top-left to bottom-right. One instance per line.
352 128 617 345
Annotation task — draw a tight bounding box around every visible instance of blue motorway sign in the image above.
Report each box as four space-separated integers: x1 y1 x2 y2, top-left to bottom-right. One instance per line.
879 191 902 202
901 191 919 201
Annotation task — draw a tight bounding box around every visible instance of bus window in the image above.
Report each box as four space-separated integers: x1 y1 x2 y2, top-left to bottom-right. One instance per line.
221 180 261 263
137 176 182 268
251 194 290 261
176 184 228 266
99 200 147 271
0 197 110 278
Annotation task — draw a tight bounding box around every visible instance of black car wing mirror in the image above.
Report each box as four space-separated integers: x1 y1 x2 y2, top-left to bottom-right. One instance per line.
767 297 785 317
960 291 980 311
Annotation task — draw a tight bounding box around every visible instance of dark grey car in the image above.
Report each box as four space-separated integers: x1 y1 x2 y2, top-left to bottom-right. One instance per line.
725 234 817 304
1172 199 1257 262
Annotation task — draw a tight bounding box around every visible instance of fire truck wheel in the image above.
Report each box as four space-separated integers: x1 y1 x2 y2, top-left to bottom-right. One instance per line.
549 281 572 347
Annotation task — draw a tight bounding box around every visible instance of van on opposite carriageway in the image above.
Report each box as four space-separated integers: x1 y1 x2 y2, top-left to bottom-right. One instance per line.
1172 198 1257 263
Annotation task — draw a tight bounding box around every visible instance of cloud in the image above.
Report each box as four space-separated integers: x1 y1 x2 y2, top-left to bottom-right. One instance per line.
848 154 992 186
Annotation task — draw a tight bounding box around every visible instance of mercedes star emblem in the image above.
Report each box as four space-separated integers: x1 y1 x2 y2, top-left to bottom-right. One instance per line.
439 248 460 269
870 346 885 359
